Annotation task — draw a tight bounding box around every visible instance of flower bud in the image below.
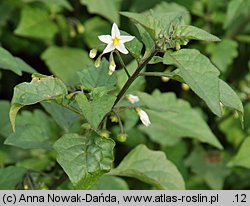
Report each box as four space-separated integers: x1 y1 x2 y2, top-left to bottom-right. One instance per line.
161 76 170 82
233 111 239 119
109 63 116 75
158 33 164 39
183 40 189 45
89 49 97 59
220 102 225 115
175 42 181 50
81 123 91 130
126 94 140 104
70 29 76 38
135 108 151 127
181 83 190 91
108 55 116 75
66 93 75 99
110 114 119 123
77 24 85 34
98 130 111 139
95 56 102 68
116 133 128 142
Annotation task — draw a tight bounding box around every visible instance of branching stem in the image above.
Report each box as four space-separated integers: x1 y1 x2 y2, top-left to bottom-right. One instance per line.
112 47 158 108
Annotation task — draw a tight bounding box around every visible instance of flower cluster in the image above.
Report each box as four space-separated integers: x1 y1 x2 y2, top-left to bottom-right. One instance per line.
89 23 134 75
155 26 189 52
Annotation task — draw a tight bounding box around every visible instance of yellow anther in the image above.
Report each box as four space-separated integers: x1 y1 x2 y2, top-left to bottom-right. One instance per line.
113 37 119 46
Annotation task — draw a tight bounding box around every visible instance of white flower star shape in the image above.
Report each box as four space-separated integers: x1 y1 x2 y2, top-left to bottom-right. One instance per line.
98 23 135 54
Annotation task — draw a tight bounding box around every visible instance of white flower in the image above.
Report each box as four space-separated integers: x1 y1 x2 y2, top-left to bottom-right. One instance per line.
136 108 151 127
98 23 135 54
127 94 140 104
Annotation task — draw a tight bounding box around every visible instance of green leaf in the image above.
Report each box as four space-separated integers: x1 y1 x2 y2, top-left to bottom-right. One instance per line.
138 91 222 149
83 17 110 49
219 80 244 115
162 142 188 179
0 166 27 189
135 24 155 57
175 25 220 41
41 102 80 132
120 12 155 38
224 0 250 28
80 0 121 24
41 46 92 85
78 59 116 91
15 4 58 40
5 125 51 149
164 49 222 116
11 75 67 105
54 133 115 189
0 47 35 75
120 11 184 39
129 0 163 12
148 56 163 64
16 157 52 172
21 0 73 11
9 104 22 133
228 137 250 169
206 39 238 72
110 145 185 189
10 75 67 131
5 110 59 149
0 101 11 138
76 92 115 129
219 115 245 147
185 146 230 189
152 2 191 24
91 175 129 190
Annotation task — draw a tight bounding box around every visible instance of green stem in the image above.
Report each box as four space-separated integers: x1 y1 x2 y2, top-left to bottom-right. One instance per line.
115 50 130 78
139 72 173 78
112 109 125 133
112 47 158 108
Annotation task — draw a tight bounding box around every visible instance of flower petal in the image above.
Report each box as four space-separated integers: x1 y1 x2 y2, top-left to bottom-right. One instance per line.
120 35 135 43
98 35 112 44
103 43 115 54
127 94 140 104
111 23 120 38
116 43 129 54
137 108 151 127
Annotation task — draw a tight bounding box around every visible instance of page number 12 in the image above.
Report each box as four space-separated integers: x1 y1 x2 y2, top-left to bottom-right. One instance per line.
234 194 246 203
